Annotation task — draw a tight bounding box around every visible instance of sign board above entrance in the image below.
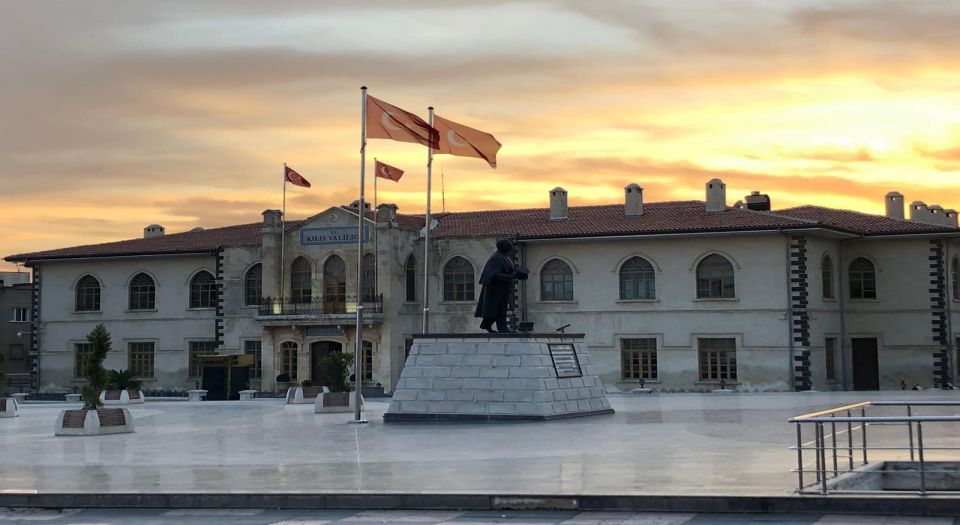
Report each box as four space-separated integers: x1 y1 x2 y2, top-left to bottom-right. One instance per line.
305 326 346 337
300 226 370 245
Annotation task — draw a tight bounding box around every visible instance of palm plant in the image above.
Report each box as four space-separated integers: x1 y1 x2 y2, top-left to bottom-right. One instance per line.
106 369 143 391
315 352 354 393
82 324 112 411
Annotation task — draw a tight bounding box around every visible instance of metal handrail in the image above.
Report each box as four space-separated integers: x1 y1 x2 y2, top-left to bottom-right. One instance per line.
788 400 960 496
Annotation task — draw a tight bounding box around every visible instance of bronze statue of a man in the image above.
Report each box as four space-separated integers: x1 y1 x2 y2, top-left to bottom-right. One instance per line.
475 239 528 333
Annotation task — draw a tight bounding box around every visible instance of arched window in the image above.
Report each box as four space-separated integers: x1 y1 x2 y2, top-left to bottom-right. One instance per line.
361 254 376 302
244 264 262 306
849 257 876 299
361 340 374 382
280 341 298 379
189 270 217 309
953 257 960 300
821 255 834 299
619 257 655 300
541 258 574 301
290 257 312 304
129 272 156 310
323 255 347 312
443 257 475 301
75 275 101 312
404 255 417 302
696 254 735 298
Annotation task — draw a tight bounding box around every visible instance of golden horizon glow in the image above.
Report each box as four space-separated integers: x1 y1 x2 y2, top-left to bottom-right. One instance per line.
2 1 960 270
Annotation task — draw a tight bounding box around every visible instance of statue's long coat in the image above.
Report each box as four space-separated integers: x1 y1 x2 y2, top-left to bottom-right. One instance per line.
474 251 515 320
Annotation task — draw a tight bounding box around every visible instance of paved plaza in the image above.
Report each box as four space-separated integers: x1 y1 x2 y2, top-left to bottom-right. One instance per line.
1 391 959 496
1 507 958 525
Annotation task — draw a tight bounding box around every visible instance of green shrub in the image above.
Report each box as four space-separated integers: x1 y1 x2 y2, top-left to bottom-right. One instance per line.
82 324 112 410
107 369 143 391
315 352 354 393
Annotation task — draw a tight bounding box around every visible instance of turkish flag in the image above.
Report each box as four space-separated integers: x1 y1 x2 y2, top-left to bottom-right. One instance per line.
284 165 311 188
374 160 404 182
433 115 502 169
366 95 439 148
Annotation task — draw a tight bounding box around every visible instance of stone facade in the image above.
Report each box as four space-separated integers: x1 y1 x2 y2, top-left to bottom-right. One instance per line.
7 181 960 394
0 272 32 394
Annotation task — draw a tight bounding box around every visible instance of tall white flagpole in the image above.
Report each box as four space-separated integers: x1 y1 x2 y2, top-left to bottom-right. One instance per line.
421 107 434 334
352 87 368 424
280 164 287 305
373 157 379 299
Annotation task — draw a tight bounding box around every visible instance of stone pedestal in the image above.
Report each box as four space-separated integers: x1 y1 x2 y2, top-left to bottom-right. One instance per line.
11 393 28 404
65 393 82 403
384 333 613 422
187 389 207 402
239 390 258 401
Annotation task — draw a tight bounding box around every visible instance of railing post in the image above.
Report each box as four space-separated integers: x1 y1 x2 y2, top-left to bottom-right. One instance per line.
814 422 822 484
861 407 868 465
907 405 915 462
795 423 804 491
846 409 854 470
917 420 927 496
818 422 828 495
830 414 838 475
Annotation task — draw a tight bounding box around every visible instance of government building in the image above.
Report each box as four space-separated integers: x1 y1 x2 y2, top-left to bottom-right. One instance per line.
6 179 960 395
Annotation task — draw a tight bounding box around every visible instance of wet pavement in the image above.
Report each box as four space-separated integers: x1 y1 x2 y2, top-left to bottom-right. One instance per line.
0 391 958 495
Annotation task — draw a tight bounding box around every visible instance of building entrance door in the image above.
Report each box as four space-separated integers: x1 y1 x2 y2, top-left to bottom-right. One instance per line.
310 341 343 386
851 338 880 390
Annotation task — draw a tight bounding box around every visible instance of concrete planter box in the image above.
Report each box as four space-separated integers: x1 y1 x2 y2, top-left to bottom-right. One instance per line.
187 389 207 402
286 386 328 405
314 391 363 413
239 390 257 401
65 393 82 403
100 389 145 405
0 398 18 418
54 408 134 436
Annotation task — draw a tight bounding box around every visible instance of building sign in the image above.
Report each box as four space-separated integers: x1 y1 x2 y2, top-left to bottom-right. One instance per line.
548 343 582 378
304 326 346 337
300 226 369 246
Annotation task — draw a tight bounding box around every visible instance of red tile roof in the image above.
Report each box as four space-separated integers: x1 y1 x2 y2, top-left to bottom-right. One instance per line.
7 202 957 263
776 206 957 235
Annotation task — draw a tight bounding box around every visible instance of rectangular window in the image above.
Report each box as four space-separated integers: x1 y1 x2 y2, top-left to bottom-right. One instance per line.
8 344 25 360
698 338 737 381
244 340 262 379
620 338 657 380
189 341 216 378
10 307 29 322
825 337 837 382
128 342 155 379
74 343 92 379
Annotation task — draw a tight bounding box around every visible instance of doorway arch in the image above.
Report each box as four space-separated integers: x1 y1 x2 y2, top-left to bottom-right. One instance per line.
310 340 343 386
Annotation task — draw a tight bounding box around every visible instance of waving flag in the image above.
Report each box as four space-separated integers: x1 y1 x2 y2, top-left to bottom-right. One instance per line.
374 160 404 182
433 115 502 168
366 95 439 148
284 165 311 188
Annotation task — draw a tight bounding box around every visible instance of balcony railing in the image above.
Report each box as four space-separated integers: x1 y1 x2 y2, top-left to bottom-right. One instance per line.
258 295 383 316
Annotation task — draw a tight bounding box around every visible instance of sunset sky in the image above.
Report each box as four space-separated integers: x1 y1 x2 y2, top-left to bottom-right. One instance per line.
3 1 960 270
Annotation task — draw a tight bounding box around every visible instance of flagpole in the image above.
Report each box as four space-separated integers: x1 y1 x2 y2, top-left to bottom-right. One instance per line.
352 86 368 424
422 107 434 334
373 157 379 300
280 164 287 305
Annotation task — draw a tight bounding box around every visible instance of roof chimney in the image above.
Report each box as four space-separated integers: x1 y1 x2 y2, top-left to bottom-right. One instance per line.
261 209 283 230
744 191 771 211
350 200 371 210
705 178 726 212
945 209 959 227
930 204 946 225
376 203 398 224
549 187 568 220
624 183 643 217
910 201 930 223
885 192 904 220
143 224 165 239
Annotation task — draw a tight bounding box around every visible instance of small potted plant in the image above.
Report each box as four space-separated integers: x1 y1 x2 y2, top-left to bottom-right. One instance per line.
101 369 145 405
55 324 134 436
0 353 17 418
315 352 362 413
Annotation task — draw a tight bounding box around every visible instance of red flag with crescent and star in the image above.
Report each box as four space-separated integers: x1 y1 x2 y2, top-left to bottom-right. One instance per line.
366 95 439 148
374 160 404 182
432 115 502 169
284 165 311 188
